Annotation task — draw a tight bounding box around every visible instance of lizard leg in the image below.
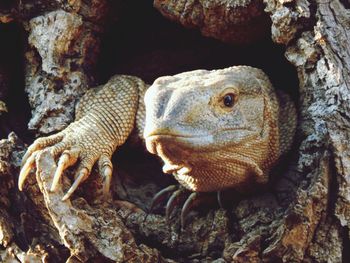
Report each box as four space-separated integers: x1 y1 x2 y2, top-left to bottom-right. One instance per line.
19 75 148 201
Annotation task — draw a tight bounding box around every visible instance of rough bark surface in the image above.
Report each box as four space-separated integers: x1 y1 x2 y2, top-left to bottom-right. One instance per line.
0 0 349 262
24 1 108 135
154 0 271 44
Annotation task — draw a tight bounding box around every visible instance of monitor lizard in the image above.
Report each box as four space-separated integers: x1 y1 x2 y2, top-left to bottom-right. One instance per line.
18 66 296 214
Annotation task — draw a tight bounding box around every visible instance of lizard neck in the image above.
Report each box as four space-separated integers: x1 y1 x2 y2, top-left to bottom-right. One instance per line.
164 134 278 192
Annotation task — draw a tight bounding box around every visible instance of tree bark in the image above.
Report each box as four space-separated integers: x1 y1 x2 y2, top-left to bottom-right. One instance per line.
0 0 349 262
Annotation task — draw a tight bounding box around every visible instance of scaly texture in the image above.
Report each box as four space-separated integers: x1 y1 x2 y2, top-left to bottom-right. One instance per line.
19 66 296 199
144 66 296 192
19 75 148 200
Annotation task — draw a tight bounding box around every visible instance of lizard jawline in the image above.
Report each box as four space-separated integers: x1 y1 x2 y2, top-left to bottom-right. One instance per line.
144 134 214 155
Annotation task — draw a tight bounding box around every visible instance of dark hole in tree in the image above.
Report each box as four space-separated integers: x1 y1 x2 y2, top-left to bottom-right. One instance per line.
0 0 14 10
339 0 350 9
96 0 299 101
0 22 32 141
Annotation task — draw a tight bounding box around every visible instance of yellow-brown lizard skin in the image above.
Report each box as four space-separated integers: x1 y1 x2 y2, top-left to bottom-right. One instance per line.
19 75 148 200
19 66 296 199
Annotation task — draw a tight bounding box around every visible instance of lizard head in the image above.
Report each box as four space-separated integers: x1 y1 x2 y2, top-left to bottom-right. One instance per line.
144 66 281 192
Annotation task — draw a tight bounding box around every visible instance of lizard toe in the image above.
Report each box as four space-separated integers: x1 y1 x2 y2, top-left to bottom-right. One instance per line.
62 167 89 201
18 151 40 191
51 148 80 192
21 133 64 167
98 155 113 197
49 141 70 157
62 156 96 201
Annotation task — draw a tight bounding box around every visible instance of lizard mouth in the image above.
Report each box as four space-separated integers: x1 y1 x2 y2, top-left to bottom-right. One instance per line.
144 133 214 155
144 127 253 151
144 127 258 160
144 132 212 139
144 126 253 140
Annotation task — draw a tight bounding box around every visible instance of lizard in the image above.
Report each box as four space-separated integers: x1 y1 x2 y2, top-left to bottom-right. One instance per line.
18 66 296 221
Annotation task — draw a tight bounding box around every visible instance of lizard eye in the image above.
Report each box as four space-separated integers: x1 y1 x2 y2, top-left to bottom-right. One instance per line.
223 93 235 108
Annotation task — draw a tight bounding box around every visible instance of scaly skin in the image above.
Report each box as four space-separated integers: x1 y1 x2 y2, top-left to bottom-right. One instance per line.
19 75 147 200
19 66 296 200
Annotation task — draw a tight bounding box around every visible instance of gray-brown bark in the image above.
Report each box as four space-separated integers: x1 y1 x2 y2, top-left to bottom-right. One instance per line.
0 0 349 262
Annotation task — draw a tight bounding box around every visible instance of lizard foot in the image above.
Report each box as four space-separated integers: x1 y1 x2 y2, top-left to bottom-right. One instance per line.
18 122 115 201
149 185 215 230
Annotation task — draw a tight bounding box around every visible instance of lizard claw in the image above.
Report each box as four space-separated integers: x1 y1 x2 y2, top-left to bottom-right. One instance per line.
62 168 89 201
18 75 146 201
18 151 39 191
19 133 65 191
180 192 217 229
51 148 80 191
149 184 178 213
98 155 113 197
181 192 202 230
149 185 220 229
60 154 115 201
19 126 116 201
149 185 215 230
165 187 188 221
217 190 224 208
102 166 113 197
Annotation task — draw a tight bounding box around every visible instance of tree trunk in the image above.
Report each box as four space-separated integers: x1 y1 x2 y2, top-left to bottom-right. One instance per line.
0 0 349 262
